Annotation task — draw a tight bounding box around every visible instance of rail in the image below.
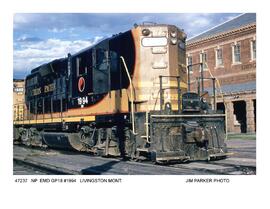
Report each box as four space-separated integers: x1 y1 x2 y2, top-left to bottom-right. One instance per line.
13 101 96 125
187 61 228 140
13 91 68 124
187 62 204 92
120 56 137 135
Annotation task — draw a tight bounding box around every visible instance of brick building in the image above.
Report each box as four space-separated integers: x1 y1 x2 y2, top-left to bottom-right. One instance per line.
13 79 25 121
186 13 256 133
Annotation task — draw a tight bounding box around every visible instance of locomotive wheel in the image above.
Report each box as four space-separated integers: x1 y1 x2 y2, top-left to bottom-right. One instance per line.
29 128 43 146
68 133 87 152
79 130 96 148
124 128 136 158
13 128 21 142
20 128 30 146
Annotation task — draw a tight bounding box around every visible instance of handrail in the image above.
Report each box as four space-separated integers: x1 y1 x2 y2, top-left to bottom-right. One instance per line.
120 56 137 135
204 62 227 140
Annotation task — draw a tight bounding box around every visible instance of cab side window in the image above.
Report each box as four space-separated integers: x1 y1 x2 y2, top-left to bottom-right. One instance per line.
93 48 109 94
109 51 121 90
76 54 88 77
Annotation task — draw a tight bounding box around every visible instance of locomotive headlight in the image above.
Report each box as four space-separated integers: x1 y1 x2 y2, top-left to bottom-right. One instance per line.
142 28 150 36
170 31 177 38
179 32 187 40
182 32 187 40
171 38 177 45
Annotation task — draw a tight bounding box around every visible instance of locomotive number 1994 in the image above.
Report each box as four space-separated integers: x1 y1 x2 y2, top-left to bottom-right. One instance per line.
78 96 88 107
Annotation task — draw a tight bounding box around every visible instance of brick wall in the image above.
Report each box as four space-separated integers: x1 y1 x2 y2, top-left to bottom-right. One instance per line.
187 25 256 89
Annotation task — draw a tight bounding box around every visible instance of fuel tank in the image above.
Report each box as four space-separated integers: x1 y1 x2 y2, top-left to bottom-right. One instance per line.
42 132 85 151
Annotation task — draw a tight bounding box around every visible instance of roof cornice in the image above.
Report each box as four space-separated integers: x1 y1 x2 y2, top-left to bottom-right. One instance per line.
187 23 256 48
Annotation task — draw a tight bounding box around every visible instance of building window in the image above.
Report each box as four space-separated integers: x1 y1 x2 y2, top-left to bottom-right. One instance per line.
200 52 207 70
251 40 256 60
233 43 241 63
187 56 193 72
216 48 223 67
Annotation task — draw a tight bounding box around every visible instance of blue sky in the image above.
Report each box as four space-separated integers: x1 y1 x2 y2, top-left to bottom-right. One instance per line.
13 13 240 78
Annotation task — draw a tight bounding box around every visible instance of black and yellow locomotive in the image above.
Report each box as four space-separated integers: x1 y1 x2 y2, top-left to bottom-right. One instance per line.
14 23 227 163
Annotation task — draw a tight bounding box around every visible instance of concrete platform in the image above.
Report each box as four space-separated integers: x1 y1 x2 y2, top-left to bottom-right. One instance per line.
226 138 256 159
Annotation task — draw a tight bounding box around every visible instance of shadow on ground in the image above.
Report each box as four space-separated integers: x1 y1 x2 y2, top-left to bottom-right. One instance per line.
80 160 120 174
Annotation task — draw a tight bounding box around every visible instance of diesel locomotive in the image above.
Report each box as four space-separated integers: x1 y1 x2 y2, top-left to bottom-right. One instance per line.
13 23 227 163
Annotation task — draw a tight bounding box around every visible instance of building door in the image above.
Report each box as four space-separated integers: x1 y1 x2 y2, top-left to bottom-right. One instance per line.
233 101 247 133
217 102 225 113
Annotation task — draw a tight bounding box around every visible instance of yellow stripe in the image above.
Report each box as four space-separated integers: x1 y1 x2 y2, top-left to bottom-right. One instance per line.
63 116 95 122
136 80 187 89
14 115 96 125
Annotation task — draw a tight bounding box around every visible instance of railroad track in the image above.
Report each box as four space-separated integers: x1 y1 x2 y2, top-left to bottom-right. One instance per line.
13 143 256 175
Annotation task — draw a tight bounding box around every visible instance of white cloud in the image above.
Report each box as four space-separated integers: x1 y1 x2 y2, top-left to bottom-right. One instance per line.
13 14 37 29
48 28 64 33
93 36 103 42
48 27 76 33
189 18 211 28
13 14 29 27
13 36 103 74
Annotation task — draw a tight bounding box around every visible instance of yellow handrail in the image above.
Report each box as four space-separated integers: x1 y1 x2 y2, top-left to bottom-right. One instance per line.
120 56 137 135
